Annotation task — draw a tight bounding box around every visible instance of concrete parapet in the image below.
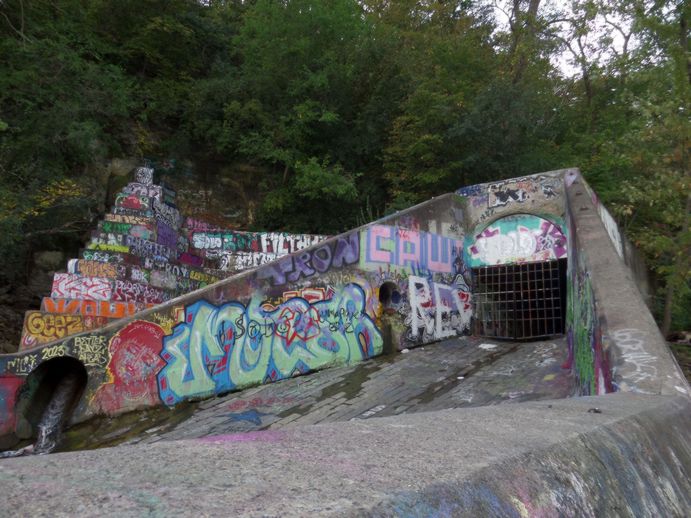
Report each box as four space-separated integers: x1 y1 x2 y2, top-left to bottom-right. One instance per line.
565 173 689 397
0 393 688 516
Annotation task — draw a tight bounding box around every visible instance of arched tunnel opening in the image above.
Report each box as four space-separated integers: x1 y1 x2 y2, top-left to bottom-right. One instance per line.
378 281 401 311
472 258 568 340
378 281 402 354
14 357 88 454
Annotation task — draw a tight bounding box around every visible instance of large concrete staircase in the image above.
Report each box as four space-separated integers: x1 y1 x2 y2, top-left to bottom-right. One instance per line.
19 166 326 351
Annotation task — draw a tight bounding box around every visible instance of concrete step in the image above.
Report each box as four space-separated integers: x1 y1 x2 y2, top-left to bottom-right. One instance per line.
19 311 110 351
66 259 214 292
51 273 173 304
40 297 151 318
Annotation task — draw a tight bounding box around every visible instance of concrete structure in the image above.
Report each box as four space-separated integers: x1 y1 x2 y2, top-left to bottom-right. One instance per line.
0 168 689 515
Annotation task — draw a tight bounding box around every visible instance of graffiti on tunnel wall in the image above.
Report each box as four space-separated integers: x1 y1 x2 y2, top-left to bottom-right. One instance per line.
361 225 463 274
487 176 559 208
157 284 383 405
257 234 360 286
92 321 166 413
407 276 472 341
468 215 567 267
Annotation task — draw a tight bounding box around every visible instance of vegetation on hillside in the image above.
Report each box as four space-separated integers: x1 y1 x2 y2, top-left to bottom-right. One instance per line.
0 0 688 333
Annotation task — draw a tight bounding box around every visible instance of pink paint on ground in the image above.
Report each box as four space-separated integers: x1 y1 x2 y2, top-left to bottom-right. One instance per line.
198 430 286 444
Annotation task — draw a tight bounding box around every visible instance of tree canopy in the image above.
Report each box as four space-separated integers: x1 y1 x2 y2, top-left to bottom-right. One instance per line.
0 0 688 331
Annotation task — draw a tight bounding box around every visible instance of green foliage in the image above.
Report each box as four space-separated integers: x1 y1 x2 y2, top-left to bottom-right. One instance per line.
0 0 688 330
257 158 359 234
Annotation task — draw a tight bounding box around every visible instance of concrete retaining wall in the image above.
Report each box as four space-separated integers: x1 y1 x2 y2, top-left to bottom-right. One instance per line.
564 171 688 397
0 191 477 447
2 167 688 452
1 394 688 516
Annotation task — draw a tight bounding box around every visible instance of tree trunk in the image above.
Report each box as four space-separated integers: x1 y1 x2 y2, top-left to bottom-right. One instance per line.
510 0 542 84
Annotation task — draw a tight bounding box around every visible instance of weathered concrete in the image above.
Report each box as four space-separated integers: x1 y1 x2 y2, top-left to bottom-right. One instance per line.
1 167 689 516
566 175 688 396
0 393 688 517
57 336 572 450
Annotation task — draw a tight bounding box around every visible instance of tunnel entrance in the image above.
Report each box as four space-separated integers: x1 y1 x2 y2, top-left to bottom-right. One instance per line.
472 259 567 340
16 357 88 454
378 282 403 354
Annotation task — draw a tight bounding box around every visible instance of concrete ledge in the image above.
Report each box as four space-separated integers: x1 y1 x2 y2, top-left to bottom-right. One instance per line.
566 176 689 396
1 393 688 516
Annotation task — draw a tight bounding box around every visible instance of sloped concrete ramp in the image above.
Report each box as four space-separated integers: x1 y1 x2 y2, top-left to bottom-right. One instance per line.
57 336 572 450
1 393 688 517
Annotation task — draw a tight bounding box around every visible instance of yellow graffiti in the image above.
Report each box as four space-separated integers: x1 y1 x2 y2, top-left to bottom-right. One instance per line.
41 343 68 361
87 243 129 253
73 335 108 367
7 355 38 374
26 312 83 340
151 313 176 335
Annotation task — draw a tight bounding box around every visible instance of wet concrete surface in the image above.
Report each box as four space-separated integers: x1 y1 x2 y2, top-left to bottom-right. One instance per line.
59 335 573 452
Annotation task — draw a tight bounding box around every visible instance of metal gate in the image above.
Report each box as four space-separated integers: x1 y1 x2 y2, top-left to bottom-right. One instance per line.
472 259 566 340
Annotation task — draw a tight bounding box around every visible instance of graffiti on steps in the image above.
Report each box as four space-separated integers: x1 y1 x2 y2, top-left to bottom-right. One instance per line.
81 249 127 263
100 220 156 240
157 283 382 405
114 193 152 212
157 221 178 249
126 235 175 261
90 232 129 247
51 274 112 302
153 199 182 229
112 280 169 304
218 251 279 271
362 225 462 274
86 243 130 253
134 166 154 185
177 235 190 253
104 213 153 226
67 259 118 279
178 252 205 268
191 231 324 255
122 182 162 200
41 298 146 319
112 207 154 219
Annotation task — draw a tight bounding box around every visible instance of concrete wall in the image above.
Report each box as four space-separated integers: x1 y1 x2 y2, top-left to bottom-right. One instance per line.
0 191 476 447
581 179 654 306
2 167 688 451
2 393 688 516
563 170 688 396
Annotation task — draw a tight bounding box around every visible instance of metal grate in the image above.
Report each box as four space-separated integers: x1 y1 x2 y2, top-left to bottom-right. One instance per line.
472 259 566 340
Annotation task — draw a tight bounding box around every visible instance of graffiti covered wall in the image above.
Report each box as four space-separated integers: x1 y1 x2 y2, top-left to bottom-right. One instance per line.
1 187 474 446
467 214 567 267
157 284 382 405
563 173 613 395
6 167 668 452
